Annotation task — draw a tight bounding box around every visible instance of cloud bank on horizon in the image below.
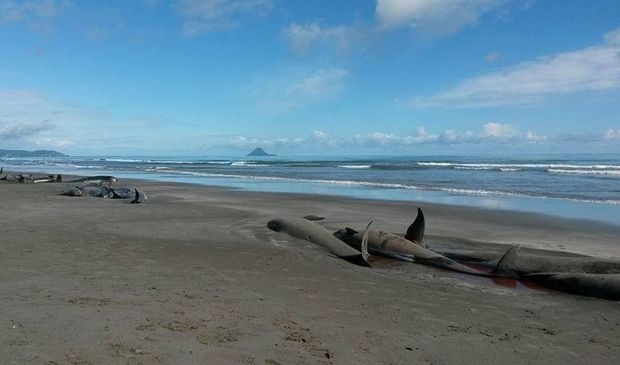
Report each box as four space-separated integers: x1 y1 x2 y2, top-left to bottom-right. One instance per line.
0 0 618 155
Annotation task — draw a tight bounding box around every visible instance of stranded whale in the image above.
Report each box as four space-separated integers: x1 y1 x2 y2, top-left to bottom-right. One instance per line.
334 209 517 277
268 216 371 267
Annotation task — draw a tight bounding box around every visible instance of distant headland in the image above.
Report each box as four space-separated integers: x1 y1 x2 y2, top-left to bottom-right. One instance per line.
247 148 276 157
0 149 67 158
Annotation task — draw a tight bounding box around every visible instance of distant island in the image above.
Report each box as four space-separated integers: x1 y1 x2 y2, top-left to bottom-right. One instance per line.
0 149 67 158
247 148 276 157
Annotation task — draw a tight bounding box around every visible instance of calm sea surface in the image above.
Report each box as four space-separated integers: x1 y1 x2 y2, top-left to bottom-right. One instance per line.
3 154 619 226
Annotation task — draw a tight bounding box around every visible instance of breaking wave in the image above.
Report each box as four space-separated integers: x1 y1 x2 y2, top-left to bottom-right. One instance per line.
337 164 372 169
418 161 620 170
161 169 620 205
547 169 620 176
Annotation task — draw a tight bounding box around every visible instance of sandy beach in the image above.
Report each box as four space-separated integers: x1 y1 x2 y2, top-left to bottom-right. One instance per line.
1 177 619 365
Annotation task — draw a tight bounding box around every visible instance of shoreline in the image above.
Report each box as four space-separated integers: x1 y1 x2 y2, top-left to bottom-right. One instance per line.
1 175 619 364
5 166 620 227
4 157 620 226
5 171 620 258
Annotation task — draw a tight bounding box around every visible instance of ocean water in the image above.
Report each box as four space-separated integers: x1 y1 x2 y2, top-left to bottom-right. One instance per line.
2 154 619 226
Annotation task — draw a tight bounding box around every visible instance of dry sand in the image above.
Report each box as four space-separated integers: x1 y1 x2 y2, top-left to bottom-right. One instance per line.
1 178 619 364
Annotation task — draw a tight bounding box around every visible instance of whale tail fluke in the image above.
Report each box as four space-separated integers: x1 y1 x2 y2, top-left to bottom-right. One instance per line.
406 208 425 243
491 245 520 277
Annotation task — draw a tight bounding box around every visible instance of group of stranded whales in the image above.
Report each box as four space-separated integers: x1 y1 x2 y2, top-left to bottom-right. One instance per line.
268 208 620 301
0 168 146 204
62 185 146 203
61 176 147 204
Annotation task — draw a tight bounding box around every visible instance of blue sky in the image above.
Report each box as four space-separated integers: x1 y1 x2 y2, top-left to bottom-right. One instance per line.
1 0 619 156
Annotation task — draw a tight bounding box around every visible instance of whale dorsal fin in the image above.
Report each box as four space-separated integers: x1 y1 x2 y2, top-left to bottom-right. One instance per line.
491 245 520 277
405 208 425 243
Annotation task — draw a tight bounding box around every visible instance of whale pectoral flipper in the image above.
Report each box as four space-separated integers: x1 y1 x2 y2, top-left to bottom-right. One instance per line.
406 208 425 243
130 189 140 204
361 221 373 263
346 227 358 235
341 221 373 267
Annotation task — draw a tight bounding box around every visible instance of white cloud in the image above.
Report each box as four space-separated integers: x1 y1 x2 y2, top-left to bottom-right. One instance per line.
291 68 349 98
353 132 401 146
283 22 359 55
0 0 71 24
33 136 74 148
524 131 547 142
228 135 306 149
224 123 561 150
352 123 551 146
281 1 525 55
252 67 350 112
604 27 620 46
176 0 272 35
0 89 192 153
309 130 342 147
375 0 509 36
485 52 500 63
604 129 620 140
482 122 516 138
414 27 620 107
0 120 55 141
227 130 340 150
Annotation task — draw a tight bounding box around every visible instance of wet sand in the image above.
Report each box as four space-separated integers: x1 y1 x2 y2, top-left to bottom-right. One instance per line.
1 177 619 364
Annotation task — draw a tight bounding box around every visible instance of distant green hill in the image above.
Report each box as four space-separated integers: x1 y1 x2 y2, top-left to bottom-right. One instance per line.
0 149 67 158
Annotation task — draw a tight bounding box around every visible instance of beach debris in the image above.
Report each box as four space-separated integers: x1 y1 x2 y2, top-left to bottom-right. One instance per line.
267 216 371 267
